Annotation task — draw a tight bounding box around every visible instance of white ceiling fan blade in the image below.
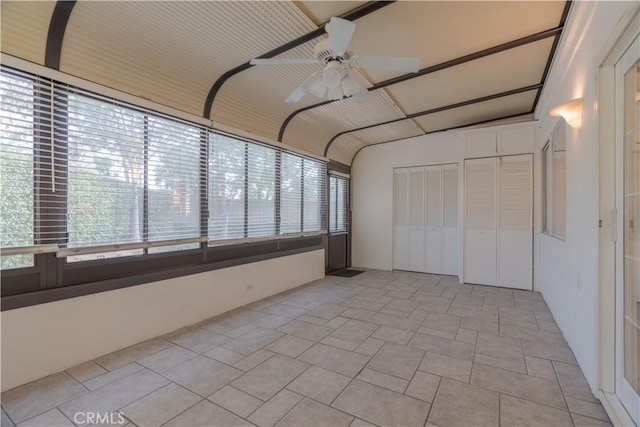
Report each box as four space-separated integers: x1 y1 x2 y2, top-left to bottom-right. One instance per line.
250 58 321 65
326 17 356 55
350 55 420 73
286 72 323 103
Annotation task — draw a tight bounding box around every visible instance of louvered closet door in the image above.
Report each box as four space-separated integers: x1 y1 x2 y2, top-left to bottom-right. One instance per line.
425 166 443 274
442 164 459 275
393 169 410 270
409 167 426 272
498 155 532 289
465 158 497 285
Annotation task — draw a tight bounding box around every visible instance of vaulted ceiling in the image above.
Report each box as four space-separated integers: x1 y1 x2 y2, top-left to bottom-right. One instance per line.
0 1 569 165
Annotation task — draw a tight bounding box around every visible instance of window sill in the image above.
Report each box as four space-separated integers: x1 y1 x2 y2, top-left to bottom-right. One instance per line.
1 236 323 311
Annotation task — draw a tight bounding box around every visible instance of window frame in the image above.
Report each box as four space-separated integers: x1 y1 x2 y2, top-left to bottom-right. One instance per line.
541 121 567 240
328 174 349 234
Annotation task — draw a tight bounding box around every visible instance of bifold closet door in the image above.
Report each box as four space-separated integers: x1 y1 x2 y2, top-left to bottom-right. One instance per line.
442 164 459 275
498 155 532 289
425 166 442 273
464 155 532 289
409 167 426 272
465 158 497 285
393 169 410 270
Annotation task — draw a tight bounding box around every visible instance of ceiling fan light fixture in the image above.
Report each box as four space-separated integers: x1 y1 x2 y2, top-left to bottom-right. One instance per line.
322 61 344 89
341 72 361 97
309 77 326 98
327 86 344 100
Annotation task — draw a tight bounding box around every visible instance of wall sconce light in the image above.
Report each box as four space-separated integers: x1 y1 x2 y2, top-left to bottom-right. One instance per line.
550 98 583 129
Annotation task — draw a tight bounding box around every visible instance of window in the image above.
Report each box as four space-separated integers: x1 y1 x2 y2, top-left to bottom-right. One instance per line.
208 133 245 240
247 144 275 237
329 175 349 233
280 153 303 233
66 92 206 261
0 71 35 269
67 93 146 259
0 64 327 278
303 158 323 232
147 116 201 253
542 122 566 238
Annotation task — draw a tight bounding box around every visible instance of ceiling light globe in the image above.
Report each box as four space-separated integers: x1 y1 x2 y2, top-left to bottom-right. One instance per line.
341 72 361 97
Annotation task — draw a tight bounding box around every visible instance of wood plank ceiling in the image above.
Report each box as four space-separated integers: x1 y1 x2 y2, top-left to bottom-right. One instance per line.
0 1 568 165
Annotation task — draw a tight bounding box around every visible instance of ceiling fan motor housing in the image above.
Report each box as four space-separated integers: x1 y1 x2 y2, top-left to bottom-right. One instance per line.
314 39 352 63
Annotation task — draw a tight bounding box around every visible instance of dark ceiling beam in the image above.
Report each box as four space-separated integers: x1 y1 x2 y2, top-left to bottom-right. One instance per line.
324 83 542 156
349 112 533 165
532 1 573 112
279 25 563 142
202 1 395 119
45 1 77 70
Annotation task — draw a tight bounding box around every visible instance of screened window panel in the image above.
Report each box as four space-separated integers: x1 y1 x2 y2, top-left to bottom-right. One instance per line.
147 116 201 242
67 93 145 251
0 70 35 269
208 133 245 240
247 144 275 237
303 158 324 232
281 153 302 233
329 175 348 233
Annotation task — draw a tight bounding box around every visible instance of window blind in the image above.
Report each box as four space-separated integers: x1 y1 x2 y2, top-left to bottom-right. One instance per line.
0 65 327 266
208 133 327 244
281 152 303 233
329 175 349 233
0 69 38 269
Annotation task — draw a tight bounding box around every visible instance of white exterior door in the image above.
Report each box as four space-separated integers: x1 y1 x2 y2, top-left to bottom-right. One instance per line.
615 34 640 425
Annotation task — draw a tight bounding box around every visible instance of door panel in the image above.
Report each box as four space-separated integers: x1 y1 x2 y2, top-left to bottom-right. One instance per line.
442 229 458 275
328 233 348 271
426 228 443 273
409 167 425 271
393 169 410 270
616 40 640 424
498 155 533 290
465 158 497 285
442 164 459 275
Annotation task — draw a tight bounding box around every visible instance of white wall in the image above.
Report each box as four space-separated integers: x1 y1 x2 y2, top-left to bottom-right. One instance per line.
351 133 462 270
350 1 638 399
0 250 324 391
534 1 638 394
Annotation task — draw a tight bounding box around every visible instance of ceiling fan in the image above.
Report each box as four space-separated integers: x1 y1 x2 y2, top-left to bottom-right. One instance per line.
249 17 420 103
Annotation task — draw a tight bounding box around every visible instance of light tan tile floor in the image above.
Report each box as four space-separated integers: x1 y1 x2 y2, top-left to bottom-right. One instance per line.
1 270 612 426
